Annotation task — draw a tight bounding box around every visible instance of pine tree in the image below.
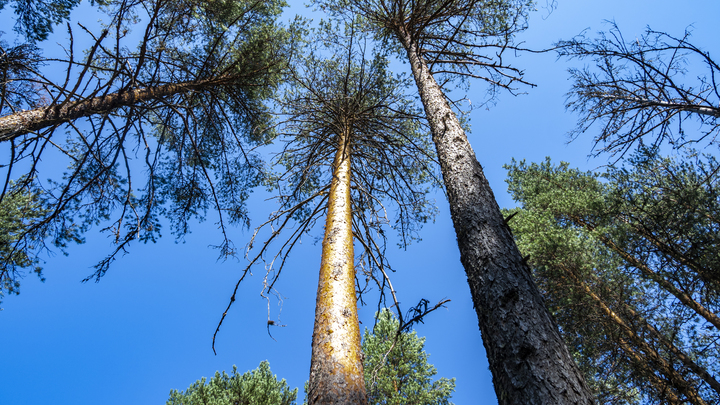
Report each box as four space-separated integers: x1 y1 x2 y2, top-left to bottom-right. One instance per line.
503 149 720 404
175 316 456 405
0 181 49 306
557 23 719 157
363 309 456 405
315 1 594 402
0 0 90 42
0 0 292 295
167 361 298 405
211 20 438 404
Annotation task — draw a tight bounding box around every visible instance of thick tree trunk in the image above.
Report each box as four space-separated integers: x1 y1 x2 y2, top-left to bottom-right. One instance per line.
397 30 595 404
307 129 367 405
0 77 231 142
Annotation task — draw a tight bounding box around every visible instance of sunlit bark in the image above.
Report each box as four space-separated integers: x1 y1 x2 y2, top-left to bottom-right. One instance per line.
307 127 367 405
0 77 232 142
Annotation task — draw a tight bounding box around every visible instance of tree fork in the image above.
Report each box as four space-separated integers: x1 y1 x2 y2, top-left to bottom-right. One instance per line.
307 128 367 405
399 29 594 404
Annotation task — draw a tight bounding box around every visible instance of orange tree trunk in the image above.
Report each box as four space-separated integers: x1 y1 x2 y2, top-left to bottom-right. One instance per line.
307 129 367 405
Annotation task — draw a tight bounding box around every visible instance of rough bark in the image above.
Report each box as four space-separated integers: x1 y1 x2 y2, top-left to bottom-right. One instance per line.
307 129 367 405
397 30 595 404
0 77 232 142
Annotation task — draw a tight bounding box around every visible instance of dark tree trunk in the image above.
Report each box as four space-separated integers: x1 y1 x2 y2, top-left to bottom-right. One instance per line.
0 77 232 142
307 129 367 405
397 30 595 404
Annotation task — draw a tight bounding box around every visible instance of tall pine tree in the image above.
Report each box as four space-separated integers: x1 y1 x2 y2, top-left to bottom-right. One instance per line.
210 19 438 404
363 309 456 405
316 1 594 402
0 0 292 294
167 361 298 405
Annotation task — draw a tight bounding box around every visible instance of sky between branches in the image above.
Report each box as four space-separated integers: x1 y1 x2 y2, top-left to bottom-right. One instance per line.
1 1 718 404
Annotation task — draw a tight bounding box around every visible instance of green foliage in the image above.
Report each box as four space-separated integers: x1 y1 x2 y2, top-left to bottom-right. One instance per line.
231 18 439 328
316 0 535 94
0 182 49 305
503 148 720 404
0 0 100 42
1 0 295 286
274 30 438 243
605 149 720 296
504 158 641 404
106 0 291 245
362 309 456 405
167 361 297 405
167 317 455 405
0 39 41 112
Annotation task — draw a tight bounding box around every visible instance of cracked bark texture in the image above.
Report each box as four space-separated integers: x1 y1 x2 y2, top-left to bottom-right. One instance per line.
307 130 367 405
399 31 595 404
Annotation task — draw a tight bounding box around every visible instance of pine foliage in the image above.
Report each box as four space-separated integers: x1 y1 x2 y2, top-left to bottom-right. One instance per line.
167 361 297 405
504 148 720 404
362 310 456 405
0 183 48 305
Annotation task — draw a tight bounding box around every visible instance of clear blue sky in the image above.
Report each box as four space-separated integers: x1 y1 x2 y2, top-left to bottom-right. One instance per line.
1 1 718 404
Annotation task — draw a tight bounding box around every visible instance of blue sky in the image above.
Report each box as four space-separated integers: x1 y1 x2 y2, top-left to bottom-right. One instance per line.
1 1 718 404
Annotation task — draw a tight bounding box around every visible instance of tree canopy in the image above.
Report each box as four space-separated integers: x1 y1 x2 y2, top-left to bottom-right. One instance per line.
207 20 441 403
559 22 720 158
363 309 456 405
504 148 720 404
312 1 596 403
0 0 292 299
0 181 47 305
319 0 533 94
0 0 94 42
167 361 298 405
171 313 456 405
4 2 719 405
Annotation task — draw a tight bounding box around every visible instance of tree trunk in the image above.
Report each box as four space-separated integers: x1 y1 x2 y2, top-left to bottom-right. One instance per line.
563 265 709 405
397 30 595 404
0 77 232 142
307 129 367 405
616 338 684 404
571 215 720 331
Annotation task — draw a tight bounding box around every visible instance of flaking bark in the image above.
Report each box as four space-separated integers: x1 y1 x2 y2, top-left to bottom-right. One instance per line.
307 128 367 405
398 29 595 404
